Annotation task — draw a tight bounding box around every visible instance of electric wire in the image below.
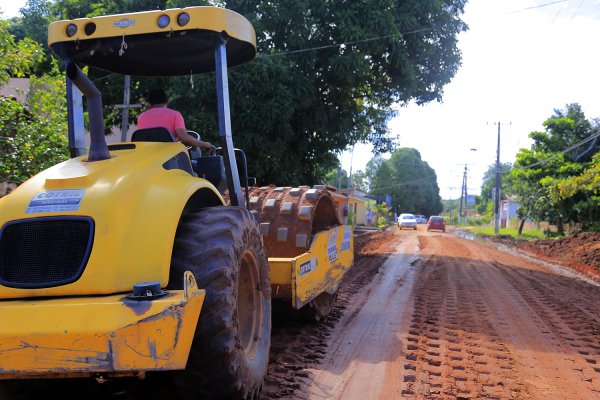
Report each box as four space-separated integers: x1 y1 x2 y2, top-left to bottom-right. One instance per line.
260 1 568 59
571 0 585 18
551 0 565 24
258 26 435 58
520 129 600 170
504 0 567 14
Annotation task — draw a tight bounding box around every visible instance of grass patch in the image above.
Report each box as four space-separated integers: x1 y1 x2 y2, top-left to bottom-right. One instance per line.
470 226 546 240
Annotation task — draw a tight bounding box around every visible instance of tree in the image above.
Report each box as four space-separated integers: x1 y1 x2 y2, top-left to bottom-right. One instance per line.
0 19 68 183
479 162 512 202
507 104 598 234
0 19 43 84
475 162 511 217
371 148 442 216
11 0 468 186
0 65 69 182
546 152 600 231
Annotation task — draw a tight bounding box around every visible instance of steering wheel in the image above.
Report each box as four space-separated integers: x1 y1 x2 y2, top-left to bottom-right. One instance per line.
186 130 201 150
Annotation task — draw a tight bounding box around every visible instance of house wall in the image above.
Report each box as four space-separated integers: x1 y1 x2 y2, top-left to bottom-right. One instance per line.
354 199 367 225
330 193 347 223
0 181 18 198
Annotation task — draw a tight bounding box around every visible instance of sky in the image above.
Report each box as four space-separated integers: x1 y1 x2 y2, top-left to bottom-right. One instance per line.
340 0 600 199
2 0 600 199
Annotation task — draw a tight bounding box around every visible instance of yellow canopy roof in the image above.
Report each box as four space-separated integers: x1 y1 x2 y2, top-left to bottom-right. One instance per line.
48 7 256 76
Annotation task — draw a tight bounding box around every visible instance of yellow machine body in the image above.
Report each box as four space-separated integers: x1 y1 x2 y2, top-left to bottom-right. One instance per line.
0 272 204 378
269 225 354 309
0 143 222 299
0 143 220 378
0 5 257 382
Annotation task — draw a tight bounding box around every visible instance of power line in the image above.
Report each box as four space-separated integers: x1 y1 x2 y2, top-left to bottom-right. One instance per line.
258 27 435 58
368 177 435 192
260 0 569 59
520 129 600 170
505 0 567 14
551 0 565 24
571 0 585 19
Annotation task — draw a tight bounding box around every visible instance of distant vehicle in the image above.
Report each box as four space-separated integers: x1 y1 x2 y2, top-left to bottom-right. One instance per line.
398 213 417 230
415 214 427 224
427 216 446 232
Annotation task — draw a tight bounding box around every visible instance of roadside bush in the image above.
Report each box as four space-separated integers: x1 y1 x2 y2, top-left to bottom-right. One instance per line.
0 72 68 183
346 211 355 226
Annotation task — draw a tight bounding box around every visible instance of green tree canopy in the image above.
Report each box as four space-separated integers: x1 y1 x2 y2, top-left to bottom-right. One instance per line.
9 0 467 186
507 104 599 233
370 148 442 216
0 18 68 182
479 162 512 202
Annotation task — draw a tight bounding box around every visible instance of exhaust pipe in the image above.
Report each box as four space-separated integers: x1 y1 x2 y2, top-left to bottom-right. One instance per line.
66 63 110 161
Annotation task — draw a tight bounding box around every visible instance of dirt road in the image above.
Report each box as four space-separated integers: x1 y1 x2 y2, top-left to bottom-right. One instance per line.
287 226 600 399
2 227 598 399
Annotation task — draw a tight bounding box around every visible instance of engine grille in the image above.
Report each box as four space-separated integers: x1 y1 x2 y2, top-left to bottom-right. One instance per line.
108 143 136 151
0 217 94 288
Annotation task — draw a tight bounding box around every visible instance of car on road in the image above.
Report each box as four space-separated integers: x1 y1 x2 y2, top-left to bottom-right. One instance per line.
398 213 417 230
427 216 446 232
415 214 427 224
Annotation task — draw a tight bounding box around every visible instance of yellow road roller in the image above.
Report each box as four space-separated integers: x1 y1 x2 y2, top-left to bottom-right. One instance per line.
0 6 353 399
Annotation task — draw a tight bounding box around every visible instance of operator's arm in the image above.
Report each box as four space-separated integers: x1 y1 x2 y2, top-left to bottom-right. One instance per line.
175 128 213 149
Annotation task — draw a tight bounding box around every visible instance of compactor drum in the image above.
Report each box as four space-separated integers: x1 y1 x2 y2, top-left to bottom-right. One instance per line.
249 185 353 321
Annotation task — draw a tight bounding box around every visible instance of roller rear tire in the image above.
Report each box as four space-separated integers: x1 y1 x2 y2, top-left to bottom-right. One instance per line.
169 206 271 400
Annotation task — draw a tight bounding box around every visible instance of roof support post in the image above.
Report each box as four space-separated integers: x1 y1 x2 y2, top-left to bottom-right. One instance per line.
66 74 87 157
215 34 243 207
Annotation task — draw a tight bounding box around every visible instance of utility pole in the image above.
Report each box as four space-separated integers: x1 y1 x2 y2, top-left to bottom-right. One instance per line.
458 164 467 225
463 164 468 225
492 121 510 234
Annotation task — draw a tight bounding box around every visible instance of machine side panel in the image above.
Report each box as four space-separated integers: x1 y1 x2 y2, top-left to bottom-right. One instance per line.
291 225 354 309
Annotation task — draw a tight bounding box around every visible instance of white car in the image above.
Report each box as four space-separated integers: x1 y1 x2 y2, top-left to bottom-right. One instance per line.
398 213 417 230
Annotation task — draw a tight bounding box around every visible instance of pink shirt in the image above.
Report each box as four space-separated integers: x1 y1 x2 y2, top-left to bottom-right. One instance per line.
137 106 186 139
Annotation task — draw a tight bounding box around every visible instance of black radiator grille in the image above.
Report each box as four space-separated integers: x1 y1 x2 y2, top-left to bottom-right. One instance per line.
0 217 94 288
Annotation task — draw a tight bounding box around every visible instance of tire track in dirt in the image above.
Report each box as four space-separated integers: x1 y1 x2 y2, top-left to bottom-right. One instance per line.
401 236 527 399
260 230 400 399
488 261 600 393
400 234 600 399
300 231 419 399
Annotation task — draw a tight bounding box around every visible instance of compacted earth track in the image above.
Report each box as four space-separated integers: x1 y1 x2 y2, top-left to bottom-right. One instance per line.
280 226 600 400
2 227 598 399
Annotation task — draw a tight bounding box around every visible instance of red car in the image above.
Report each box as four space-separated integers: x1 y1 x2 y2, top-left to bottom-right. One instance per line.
427 216 446 232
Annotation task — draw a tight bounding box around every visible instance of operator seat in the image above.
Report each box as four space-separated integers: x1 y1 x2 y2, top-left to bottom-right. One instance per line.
131 126 226 192
131 127 175 142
